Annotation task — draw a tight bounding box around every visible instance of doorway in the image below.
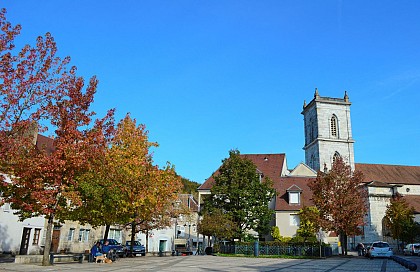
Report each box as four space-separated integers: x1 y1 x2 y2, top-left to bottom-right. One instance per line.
19 227 31 255
159 240 167 253
51 229 60 253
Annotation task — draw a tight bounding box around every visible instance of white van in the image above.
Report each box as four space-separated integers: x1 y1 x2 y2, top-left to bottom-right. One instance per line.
403 244 420 256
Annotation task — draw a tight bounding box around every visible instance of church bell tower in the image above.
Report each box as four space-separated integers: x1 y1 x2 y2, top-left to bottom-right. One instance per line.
302 89 355 172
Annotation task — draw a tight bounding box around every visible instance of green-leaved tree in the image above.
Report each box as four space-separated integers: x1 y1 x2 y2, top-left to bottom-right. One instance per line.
204 150 276 240
384 194 416 249
296 206 320 243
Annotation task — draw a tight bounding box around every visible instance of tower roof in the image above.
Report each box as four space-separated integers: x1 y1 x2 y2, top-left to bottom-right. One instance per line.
302 89 351 114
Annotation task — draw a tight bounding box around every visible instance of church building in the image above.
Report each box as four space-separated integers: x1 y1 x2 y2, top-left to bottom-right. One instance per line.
198 89 420 248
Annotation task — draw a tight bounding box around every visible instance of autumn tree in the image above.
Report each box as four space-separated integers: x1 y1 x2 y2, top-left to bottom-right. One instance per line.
0 10 114 265
74 115 182 254
308 157 367 255
125 163 183 255
2 68 113 265
0 8 70 176
384 194 416 249
204 150 276 240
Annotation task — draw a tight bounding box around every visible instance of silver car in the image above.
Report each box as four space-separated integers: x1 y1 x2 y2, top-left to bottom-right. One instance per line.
368 241 393 258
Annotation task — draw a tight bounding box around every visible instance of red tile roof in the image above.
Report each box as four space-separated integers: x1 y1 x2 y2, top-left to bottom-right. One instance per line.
355 163 420 185
198 153 286 190
177 194 199 212
274 176 315 211
402 195 420 214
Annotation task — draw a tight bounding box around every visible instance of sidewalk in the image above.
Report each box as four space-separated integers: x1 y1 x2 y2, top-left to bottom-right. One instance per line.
0 254 412 272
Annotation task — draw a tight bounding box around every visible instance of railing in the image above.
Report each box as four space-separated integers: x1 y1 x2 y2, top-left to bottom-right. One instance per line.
219 243 332 257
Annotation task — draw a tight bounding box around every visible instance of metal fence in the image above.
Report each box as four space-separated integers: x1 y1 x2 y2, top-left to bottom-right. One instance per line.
219 243 333 257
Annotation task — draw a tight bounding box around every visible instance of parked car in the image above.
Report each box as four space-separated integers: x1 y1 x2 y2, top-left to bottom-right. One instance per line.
367 241 393 258
403 244 420 256
125 241 146 256
96 239 127 258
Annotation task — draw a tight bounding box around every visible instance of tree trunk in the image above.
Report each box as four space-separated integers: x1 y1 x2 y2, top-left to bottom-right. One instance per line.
128 221 136 257
103 224 110 241
42 215 54 266
340 232 345 255
343 233 348 255
145 230 149 254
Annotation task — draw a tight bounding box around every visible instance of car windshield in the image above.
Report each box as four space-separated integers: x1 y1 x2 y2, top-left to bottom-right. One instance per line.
127 241 141 246
372 242 389 248
101 239 119 245
414 245 420 249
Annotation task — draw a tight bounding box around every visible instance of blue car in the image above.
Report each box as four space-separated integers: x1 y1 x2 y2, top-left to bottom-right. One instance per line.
96 239 126 258
125 241 146 256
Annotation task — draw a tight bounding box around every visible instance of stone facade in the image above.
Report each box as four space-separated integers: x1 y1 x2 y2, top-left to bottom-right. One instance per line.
303 90 420 247
364 188 393 242
302 89 355 172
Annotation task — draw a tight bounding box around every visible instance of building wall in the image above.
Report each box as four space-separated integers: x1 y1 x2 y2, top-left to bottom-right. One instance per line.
364 186 393 243
275 211 299 238
0 204 45 255
396 184 420 195
57 221 105 253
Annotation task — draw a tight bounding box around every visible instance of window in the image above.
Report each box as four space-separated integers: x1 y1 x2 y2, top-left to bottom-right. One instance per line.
109 229 122 243
310 154 316 169
33 228 41 245
330 115 338 137
289 192 300 204
333 152 341 163
287 185 302 205
68 228 75 241
307 118 315 142
78 229 90 242
290 214 300 226
2 203 10 212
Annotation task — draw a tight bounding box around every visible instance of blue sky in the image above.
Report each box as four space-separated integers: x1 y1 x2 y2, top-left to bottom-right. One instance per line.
2 1 419 183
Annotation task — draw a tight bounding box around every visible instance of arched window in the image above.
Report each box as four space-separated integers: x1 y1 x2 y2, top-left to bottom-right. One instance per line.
330 115 338 137
333 152 341 163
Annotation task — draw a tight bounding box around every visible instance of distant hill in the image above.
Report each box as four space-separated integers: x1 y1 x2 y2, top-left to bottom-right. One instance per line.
181 177 200 199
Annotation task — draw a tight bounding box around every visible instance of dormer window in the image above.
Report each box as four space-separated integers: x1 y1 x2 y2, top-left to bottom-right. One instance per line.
257 169 264 182
289 192 300 204
287 185 302 205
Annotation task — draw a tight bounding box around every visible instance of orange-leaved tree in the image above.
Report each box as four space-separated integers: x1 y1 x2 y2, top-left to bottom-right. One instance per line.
308 157 367 255
125 164 183 255
76 115 182 254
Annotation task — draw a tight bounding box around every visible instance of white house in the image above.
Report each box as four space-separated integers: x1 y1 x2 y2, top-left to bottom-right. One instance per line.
0 175 45 255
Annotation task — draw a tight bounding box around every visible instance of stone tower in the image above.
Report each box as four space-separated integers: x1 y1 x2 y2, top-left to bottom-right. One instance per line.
301 89 355 172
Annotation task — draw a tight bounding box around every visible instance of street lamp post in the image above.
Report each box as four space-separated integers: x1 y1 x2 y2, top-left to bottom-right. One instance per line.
184 223 196 252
